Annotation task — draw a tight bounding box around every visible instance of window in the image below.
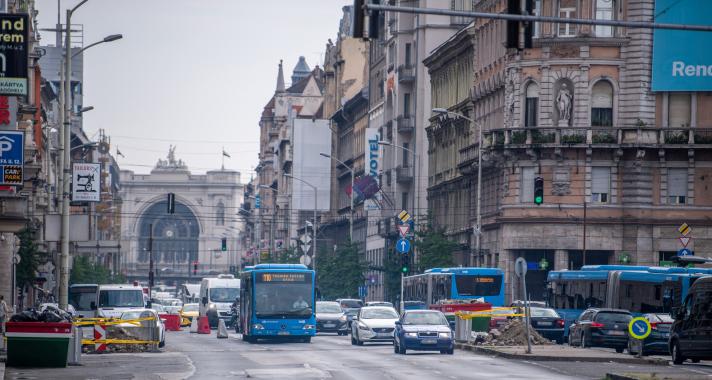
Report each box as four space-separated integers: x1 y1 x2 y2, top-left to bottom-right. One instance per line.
386 170 392 186
591 81 613 126
591 167 610 203
533 0 542 36
668 93 691 128
524 83 539 127
401 192 409 210
216 201 225 225
402 142 409 166
405 43 412 66
595 0 614 37
521 167 535 202
403 93 411 117
667 168 687 204
558 0 577 37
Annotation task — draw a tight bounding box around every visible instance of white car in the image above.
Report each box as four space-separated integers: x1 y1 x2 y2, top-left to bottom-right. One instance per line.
351 306 400 346
119 309 166 348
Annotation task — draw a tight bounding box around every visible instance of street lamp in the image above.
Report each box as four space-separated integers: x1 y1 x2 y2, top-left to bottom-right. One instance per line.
284 174 318 273
71 34 123 59
432 108 482 268
320 152 354 241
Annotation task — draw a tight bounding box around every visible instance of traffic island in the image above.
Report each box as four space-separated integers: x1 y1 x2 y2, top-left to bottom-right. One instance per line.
455 343 669 365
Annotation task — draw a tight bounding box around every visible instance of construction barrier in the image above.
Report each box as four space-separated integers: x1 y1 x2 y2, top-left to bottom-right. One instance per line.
5 322 73 367
454 307 525 320
73 316 160 352
159 314 181 331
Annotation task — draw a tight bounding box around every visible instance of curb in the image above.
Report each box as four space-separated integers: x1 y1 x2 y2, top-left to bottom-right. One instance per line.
605 374 639 380
455 343 668 366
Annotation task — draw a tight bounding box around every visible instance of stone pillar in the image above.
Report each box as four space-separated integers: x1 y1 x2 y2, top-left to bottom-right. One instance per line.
554 249 568 270
0 233 15 310
500 249 517 304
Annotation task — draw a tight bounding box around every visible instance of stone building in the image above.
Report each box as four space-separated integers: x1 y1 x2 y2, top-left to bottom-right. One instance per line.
425 0 712 302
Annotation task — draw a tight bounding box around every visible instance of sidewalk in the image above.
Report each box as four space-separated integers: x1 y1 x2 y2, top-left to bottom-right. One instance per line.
456 343 668 365
606 373 711 380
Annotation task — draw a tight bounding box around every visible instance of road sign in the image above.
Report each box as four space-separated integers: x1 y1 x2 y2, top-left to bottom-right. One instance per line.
301 244 311 254
72 163 101 202
300 234 312 246
679 236 691 247
13 253 20 264
678 248 692 256
628 317 651 340
398 210 411 223
398 224 410 237
515 257 527 278
678 223 691 236
0 131 23 186
395 238 411 254
299 255 311 266
255 195 261 209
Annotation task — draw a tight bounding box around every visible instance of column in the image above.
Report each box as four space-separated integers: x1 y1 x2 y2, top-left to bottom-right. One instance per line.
554 249 568 270
0 233 15 309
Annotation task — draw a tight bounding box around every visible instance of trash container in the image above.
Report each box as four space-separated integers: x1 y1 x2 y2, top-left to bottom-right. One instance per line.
5 322 73 367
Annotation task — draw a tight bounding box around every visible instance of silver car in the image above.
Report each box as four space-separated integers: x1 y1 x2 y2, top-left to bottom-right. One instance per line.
351 306 400 345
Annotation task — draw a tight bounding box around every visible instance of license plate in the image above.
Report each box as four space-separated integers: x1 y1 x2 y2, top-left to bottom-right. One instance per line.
377 333 391 337
278 331 290 335
421 338 437 344
608 330 625 336
537 322 552 326
324 323 335 327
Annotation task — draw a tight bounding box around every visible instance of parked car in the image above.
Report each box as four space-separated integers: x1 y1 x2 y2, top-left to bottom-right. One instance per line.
529 307 566 344
351 306 399 345
568 308 632 353
337 298 363 329
365 301 394 308
510 300 547 308
670 276 712 365
627 313 673 356
316 301 348 335
120 309 165 348
179 303 199 327
394 310 454 355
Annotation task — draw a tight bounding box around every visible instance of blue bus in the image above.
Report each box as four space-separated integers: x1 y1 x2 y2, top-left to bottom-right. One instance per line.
239 264 316 343
403 267 505 307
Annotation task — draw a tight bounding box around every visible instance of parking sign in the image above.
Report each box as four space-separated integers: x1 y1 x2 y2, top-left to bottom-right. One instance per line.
0 131 23 185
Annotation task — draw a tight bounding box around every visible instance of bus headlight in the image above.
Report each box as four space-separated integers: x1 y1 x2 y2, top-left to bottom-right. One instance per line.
253 323 264 330
438 332 451 339
303 324 315 330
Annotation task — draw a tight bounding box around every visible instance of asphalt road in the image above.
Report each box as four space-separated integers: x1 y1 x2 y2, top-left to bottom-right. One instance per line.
6 331 712 379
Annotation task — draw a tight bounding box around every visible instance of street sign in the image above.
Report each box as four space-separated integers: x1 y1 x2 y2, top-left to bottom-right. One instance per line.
515 257 527 278
0 130 23 186
72 163 101 202
395 238 411 254
255 195 261 209
300 234 312 246
628 317 652 340
299 255 311 266
13 253 20 264
678 248 693 256
679 236 691 247
678 223 691 236
0 14 28 96
398 210 411 223
301 244 311 254
398 224 410 237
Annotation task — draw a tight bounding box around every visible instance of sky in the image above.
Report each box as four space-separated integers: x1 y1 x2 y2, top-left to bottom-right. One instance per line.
35 0 352 179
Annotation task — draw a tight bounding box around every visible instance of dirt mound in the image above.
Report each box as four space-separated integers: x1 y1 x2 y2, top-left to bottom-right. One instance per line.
478 318 553 346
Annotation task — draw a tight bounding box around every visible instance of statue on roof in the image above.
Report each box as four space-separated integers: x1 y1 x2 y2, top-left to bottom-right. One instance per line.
155 145 188 170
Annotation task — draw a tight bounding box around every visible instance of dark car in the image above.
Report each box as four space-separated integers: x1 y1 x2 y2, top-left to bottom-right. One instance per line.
569 308 632 353
316 301 348 335
627 313 673 356
669 276 712 365
394 310 454 355
530 307 566 344
337 298 364 329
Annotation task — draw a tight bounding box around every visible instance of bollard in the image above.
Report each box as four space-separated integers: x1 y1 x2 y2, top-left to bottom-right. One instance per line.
189 317 198 333
67 326 82 365
197 316 211 334
217 319 229 339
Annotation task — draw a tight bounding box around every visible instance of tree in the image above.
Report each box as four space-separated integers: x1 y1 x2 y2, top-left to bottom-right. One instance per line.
70 256 125 285
16 228 41 292
316 241 365 300
415 223 457 273
274 246 300 264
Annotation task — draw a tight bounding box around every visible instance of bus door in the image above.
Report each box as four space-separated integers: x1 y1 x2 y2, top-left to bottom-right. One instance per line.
605 271 622 308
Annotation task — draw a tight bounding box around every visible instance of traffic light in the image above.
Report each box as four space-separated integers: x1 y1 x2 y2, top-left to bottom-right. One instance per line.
506 0 534 49
193 261 198 275
167 192 175 214
352 0 365 38
352 0 380 40
401 254 409 273
368 0 381 40
534 176 544 205
221 237 227 251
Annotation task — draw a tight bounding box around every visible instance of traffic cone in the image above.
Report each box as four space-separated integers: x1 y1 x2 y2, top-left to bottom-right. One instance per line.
217 319 229 339
197 316 211 334
189 317 198 333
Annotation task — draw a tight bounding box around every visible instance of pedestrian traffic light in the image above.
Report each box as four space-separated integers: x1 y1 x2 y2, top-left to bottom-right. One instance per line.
193 261 198 275
167 192 175 214
534 176 544 205
401 254 409 273
221 237 227 251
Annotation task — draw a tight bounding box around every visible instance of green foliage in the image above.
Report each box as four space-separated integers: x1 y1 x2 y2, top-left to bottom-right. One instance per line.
695 133 712 144
70 256 125 285
381 244 404 305
665 133 688 144
511 131 527 144
316 241 365 300
592 132 616 144
16 228 41 290
414 223 457 273
561 134 585 144
531 130 555 144
274 246 300 264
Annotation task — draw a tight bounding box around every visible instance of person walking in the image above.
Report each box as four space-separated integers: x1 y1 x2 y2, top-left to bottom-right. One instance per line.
0 295 9 333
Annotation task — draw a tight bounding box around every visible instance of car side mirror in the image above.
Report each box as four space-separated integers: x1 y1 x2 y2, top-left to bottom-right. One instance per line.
90 301 97 310
202 297 208 305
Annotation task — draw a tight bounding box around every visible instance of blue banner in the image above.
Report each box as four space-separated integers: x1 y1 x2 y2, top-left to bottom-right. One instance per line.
0 131 23 185
652 0 712 91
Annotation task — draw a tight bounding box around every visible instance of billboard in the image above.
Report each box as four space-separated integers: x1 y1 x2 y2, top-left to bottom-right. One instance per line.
364 127 381 210
291 119 331 211
0 130 22 185
72 163 101 202
0 14 29 96
651 0 712 91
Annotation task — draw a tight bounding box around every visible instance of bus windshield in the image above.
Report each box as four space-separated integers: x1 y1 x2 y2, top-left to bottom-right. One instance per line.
99 289 144 308
455 274 502 297
254 272 313 317
69 286 97 310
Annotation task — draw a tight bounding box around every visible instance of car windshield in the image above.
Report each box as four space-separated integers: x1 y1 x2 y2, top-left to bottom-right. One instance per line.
69 286 97 311
403 312 448 325
209 288 239 302
530 308 559 318
340 300 363 309
183 304 198 312
316 303 342 313
649 313 673 323
595 312 632 323
99 290 144 308
361 308 398 319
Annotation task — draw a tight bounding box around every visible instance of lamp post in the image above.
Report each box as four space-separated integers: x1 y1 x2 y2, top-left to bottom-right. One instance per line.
284 174 318 273
320 152 354 241
432 108 482 267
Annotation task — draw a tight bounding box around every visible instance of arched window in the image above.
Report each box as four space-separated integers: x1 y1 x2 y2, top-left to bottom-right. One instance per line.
525 82 539 127
216 201 225 226
591 81 614 126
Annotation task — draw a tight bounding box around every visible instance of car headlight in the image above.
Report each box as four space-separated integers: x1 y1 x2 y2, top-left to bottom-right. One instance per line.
209 303 217 309
358 322 370 330
339 315 347 322
438 332 451 339
405 332 417 338
253 323 264 330
304 324 315 330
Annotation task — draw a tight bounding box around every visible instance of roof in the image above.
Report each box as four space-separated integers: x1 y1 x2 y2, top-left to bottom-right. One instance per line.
291 56 311 84
287 67 324 94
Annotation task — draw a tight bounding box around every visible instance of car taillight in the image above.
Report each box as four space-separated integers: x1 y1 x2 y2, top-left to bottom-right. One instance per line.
650 322 658 330
489 319 497 328
590 322 604 328
556 319 565 328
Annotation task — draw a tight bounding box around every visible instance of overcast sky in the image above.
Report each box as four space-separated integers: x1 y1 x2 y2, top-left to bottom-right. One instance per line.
35 0 351 179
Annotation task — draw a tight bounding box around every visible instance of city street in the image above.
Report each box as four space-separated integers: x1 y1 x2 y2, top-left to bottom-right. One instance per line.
6 331 712 379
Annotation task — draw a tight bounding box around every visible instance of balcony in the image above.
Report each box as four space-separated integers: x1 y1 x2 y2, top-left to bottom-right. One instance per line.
484 126 712 149
396 115 414 134
458 143 480 175
397 64 415 83
396 165 413 183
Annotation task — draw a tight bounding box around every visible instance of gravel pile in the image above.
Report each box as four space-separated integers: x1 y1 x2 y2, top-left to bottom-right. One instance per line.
477 319 553 346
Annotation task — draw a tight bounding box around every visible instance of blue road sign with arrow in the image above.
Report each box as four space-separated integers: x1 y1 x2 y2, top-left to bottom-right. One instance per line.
396 238 411 254
678 248 693 256
628 317 651 340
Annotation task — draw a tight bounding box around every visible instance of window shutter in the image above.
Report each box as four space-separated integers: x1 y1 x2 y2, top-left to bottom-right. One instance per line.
591 167 610 194
667 168 688 197
669 93 691 128
521 167 535 202
591 81 613 108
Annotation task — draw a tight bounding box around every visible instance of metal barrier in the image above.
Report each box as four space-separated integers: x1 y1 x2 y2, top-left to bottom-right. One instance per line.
73 315 160 353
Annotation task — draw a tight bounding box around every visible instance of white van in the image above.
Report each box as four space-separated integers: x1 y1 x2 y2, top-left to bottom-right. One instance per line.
199 274 240 328
94 284 146 319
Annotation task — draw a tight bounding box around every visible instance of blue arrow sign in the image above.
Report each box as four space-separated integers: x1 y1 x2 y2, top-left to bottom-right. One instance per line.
396 238 411 254
678 248 693 256
628 317 651 340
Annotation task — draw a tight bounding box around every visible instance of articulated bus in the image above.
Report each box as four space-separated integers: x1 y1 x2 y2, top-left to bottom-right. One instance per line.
403 267 505 307
239 264 316 343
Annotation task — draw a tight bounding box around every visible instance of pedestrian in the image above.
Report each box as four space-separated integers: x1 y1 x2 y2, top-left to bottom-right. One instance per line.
0 295 9 333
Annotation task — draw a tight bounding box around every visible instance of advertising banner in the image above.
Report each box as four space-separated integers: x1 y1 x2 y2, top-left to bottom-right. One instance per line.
364 127 381 211
0 130 22 185
0 14 29 96
72 163 100 202
652 0 712 91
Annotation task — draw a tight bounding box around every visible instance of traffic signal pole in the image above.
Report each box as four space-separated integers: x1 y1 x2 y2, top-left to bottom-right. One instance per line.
400 272 404 313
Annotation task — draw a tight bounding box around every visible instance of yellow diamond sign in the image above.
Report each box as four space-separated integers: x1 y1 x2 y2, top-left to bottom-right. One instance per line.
678 223 691 236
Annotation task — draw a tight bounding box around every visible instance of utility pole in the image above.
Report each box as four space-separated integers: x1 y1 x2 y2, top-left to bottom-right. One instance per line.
148 224 154 308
